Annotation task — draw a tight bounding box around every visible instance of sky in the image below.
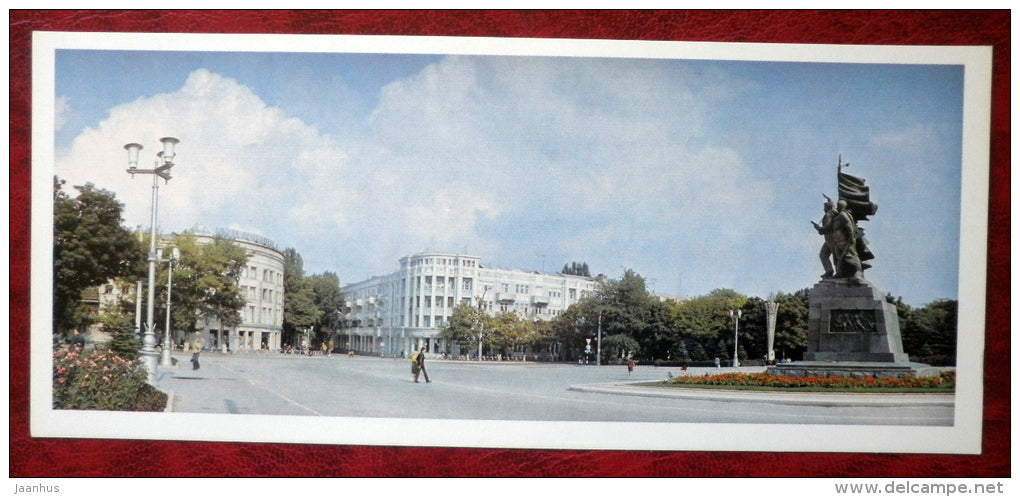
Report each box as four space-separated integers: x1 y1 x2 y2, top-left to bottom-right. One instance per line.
50 40 968 306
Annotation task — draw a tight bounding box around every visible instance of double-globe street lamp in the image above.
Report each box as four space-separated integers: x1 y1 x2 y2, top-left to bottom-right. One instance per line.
124 137 179 383
729 309 742 367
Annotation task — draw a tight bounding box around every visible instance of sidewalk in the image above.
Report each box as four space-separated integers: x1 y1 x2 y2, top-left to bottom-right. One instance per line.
153 351 319 415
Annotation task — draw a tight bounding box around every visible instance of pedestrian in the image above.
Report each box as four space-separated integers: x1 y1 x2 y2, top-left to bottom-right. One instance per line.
191 337 203 370
626 358 635 376
412 347 431 383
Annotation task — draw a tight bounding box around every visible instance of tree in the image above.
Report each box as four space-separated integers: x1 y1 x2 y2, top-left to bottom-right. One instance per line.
549 301 594 361
900 298 957 365
441 302 492 356
668 288 749 362
602 334 640 359
554 269 673 361
53 178 145 337
488 311 538 357
282 248 323 347
102 312 140 360
192 237 248 349
771 290 809 361
307 271 345 348
561 261 591 277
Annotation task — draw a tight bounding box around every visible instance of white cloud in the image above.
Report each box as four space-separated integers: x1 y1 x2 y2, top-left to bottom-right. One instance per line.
55 96 69 131
54 69 344 240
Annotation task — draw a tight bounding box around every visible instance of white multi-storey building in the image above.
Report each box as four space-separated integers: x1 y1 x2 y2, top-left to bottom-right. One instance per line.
190 227 285 352
84 227 286 353
340 253 599 358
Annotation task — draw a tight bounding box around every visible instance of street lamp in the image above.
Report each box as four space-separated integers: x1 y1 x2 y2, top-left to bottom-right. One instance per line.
476 287 488 361
125 137 179 383
158 246 180 367
596 311 603 367
729 309 742 368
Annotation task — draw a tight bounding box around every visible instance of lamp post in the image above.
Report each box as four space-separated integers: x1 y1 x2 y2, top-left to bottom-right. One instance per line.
476 288 488 361
729 309 742 368
595 311 603 367
158 246 180 367
125 137 179 383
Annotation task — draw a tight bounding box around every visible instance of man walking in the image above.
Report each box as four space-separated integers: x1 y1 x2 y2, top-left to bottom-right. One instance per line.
413 347 431 383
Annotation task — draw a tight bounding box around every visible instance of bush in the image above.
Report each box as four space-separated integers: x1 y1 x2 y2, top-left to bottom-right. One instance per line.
53 347 167 411
102 312 140 361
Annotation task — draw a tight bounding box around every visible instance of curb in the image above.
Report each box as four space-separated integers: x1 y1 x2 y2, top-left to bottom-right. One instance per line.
568 382 956 407
163 389 175 412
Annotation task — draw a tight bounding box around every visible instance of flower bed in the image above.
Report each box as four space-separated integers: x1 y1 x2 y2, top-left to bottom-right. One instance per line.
53 346 168 411
662 371 955 391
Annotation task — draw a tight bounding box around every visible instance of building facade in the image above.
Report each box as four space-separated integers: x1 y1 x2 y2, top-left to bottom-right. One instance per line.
190 227 286 353
340 253 599 358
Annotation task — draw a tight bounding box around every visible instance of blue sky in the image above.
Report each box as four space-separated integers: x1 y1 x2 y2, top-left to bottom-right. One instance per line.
52 43 967 306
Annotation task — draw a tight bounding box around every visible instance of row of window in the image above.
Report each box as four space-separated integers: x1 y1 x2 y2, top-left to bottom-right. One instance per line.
240 285 283 306
243 265 283 285
407 257 479 268
244 305 281 327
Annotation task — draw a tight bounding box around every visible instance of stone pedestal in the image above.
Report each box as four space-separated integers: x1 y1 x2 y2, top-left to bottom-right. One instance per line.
768 278 935 378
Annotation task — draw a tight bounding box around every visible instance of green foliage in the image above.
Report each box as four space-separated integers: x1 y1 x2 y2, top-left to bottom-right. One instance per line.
194 237 248 328
561 261 591 277
899 298 958 365
550 269 671 361
488 311 538 355
52 347 166 411
441 302 490 350
601 334 640 358
53 178 145 335
281 248 347 348
102 312 140 361
147 233 248 350
307 272 345 345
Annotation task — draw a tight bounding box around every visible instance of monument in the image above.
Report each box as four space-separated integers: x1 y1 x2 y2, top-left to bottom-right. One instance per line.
768 157 938 378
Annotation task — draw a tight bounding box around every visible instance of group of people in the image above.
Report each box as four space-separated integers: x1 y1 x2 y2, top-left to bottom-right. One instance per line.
812 195 873 284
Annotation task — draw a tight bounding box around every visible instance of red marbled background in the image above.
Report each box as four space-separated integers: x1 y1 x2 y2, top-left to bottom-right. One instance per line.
9 10 1009 477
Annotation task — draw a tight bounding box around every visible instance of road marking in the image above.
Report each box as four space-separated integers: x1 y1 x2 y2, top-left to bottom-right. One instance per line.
219 362 324 416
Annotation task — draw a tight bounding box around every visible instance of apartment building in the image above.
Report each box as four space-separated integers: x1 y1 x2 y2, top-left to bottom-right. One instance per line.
340 253 598 358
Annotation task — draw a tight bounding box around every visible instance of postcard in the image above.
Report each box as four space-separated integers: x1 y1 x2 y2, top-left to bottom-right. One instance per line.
32 31 990 453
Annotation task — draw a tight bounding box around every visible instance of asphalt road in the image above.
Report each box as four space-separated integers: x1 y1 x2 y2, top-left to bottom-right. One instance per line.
156 352 954 426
